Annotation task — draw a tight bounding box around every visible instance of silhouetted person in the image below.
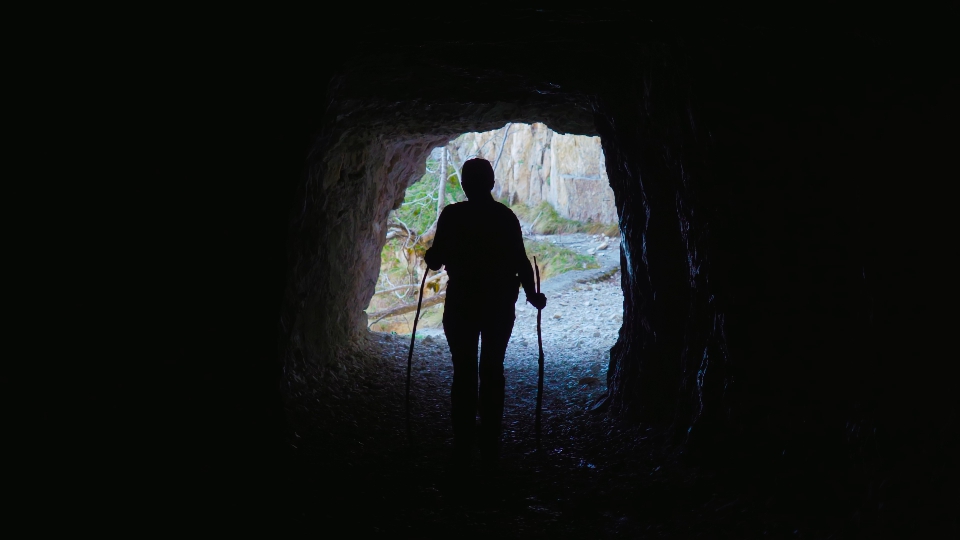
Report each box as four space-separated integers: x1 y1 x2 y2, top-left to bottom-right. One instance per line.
425 158 547 470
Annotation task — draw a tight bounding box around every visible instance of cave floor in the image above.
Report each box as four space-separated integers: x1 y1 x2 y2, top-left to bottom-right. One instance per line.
282 272 830 537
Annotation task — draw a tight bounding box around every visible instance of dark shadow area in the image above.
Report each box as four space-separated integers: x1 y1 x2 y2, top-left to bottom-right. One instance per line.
154 11 957 537
424 157 546 469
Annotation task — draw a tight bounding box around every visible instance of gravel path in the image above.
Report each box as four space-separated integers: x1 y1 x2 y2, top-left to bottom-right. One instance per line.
414 268 625 456
283 232 835 536
284 237 651 536
522 231 622 296
413 231 625 421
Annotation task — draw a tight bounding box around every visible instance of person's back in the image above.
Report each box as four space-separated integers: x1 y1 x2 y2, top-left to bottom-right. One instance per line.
424 158 546 470
429 198 527 309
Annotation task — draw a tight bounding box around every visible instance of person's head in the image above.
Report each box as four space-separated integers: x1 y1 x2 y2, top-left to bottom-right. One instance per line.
460 158 495 200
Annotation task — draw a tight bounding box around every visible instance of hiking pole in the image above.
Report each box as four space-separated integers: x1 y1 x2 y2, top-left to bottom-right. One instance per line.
406 266 430 440
534 257 544 451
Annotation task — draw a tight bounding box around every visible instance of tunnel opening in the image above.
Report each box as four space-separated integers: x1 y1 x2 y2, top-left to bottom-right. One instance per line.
347 123 628 468
283 115 631 426
365 123 622 339
162 13 957 536
275 58 776 528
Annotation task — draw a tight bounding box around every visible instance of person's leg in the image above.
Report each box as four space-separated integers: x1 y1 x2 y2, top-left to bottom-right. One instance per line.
443 311 480 465
478 308 515 466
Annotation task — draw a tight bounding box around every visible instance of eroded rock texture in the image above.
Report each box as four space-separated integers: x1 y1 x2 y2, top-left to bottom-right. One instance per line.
284 134 446 366
281 79 596 371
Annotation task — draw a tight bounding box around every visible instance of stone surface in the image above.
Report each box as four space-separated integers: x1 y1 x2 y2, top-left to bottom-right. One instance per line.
449 124 617 224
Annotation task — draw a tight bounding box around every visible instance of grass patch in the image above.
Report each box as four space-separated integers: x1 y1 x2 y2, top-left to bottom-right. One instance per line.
512 201 618 237
524 239 600 281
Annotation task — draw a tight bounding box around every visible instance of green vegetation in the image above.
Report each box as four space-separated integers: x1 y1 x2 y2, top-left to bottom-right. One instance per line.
511 201 619 237
394 156 465 235
523 239 600 281
368 155 610 333
368 155 463 333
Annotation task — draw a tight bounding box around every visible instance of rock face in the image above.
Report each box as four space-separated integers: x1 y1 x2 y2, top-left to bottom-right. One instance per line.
284 133 449 368
448 124 617 224
230 13 956 531
284 105 596 373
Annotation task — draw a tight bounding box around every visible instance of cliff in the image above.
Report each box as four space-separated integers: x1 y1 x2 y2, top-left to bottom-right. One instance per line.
447 123 617 224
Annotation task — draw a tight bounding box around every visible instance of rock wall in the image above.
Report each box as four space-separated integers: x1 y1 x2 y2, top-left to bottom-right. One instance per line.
283 132 448 373
449 123 617 224
282 100 596 371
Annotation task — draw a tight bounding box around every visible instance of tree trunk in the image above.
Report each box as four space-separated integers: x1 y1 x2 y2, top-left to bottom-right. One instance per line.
493 123 512 199
438 148 447 216
368 291 446 321
419 150 449 245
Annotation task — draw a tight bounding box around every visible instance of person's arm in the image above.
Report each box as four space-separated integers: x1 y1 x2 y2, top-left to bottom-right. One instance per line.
511 214 546 309
424 207 449 271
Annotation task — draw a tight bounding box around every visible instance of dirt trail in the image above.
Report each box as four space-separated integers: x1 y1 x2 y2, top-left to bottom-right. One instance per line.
287 266 653 536
284 231 828 536
522 230 622 295
413 265 624 461
411 231 625 431
285 228 803 536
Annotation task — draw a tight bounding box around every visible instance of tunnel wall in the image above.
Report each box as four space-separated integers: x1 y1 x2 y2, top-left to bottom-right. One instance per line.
278 18 956 522
589 27 956 524
694 30 958 494
282 131 446 373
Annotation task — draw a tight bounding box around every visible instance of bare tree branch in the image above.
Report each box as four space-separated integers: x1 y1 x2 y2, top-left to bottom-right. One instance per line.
368 291 447 324
373 271 446 296
390 214 417 249
437 147 447 216
492 124 514 199
445 143 466 195
493 123 513 173
417 148 451 245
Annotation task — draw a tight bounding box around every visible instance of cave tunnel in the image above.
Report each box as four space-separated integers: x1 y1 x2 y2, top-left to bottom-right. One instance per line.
159 11 957 536
365 122 621 337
